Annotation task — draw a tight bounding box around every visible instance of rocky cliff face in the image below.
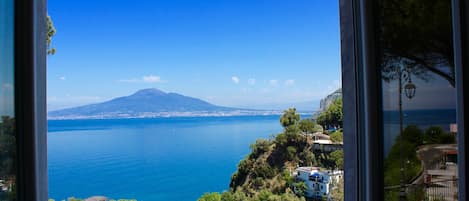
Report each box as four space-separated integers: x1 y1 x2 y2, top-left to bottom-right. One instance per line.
319 89 342 112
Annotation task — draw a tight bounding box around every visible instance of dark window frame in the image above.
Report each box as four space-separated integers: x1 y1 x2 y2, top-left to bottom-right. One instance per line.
10 0 469 200
452 0 469 200
14 0 47 200
340 0 469 200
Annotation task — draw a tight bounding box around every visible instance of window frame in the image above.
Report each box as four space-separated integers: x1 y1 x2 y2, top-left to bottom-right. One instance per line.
452 0 469 200
340 0 469 200
10 0 469 200
14 0 48 200
340 0 383 200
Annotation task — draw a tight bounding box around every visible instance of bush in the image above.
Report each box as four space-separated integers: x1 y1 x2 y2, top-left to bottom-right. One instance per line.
298 119 316 134
221 191 248 201
292 181 307 197
253 164 276 179
424 126 455 144
330 131 343 143
329 150 344 170
250 139 272 158
286 146 297 161
280 108 300 128
198 192 222 201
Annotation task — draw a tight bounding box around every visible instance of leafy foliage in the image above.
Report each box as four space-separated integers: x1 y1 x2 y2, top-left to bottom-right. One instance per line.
227 109 344 200
424 126 455 144
298 119 317 134
198 192 222 201
47 15 57 55
383 125 454 189
0 116 16 200
379 0 455 86
199 191 306 201
280 108 300 128
330 130 343 143
316 98 342 129
292 181 307 197
329 150 344 170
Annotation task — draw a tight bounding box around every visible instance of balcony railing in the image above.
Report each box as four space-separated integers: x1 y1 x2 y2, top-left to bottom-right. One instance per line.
384 178 458 201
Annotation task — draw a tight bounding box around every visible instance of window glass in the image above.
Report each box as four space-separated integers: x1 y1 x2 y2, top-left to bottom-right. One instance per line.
46 1 342 200
377 0 459 200
0 0 16 200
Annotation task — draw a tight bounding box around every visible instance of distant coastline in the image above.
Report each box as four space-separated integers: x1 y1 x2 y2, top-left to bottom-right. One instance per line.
48 88 318 120
47 110 316 120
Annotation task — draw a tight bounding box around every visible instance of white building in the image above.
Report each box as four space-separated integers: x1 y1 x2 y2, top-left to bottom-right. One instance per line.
295 167 343 199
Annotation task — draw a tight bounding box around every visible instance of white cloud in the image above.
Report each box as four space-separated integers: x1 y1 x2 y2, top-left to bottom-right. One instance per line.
231 76 240 84
59 76 66 80
284 79 295 86
269 80 278 86
143 75 162 83
118 75 164 83
247 78 256 85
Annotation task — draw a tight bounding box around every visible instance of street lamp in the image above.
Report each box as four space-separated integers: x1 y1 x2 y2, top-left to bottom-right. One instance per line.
398 64 416 201
404 78 416 99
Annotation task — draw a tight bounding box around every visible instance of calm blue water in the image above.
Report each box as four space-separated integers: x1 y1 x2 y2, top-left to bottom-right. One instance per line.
48 116 282 201
382 109 456 156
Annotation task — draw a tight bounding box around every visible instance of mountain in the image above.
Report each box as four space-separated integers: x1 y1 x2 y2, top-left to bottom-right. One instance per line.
48 88 274 119
319 88 342 112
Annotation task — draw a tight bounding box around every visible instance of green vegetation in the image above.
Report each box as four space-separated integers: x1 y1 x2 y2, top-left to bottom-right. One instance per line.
291 181 307 197
424 126 456 144
0 116 16 200
384 125 456 200
329 150 344 170
329 178 344 201
47 15 57 55
200 107 344 200
198 192 222 201
197 190 306 201
280 108 300 128
329 130 343 143
316 98 342 129
298 119 318 134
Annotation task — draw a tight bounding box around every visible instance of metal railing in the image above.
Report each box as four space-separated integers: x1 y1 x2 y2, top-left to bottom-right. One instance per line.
384 178 458 201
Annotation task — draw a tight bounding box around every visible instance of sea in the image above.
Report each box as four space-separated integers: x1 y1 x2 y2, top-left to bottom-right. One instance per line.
47 115 283 201
47 109 456 200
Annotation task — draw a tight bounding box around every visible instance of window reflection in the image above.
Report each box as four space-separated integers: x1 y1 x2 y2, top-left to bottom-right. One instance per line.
0 0 16 200
377 0 458 200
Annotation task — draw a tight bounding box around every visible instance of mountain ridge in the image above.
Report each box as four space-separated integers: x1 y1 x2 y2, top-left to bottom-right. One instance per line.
48 88 279 119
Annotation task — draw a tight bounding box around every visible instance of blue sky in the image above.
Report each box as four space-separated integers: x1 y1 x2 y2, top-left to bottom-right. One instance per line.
47 0 341 111
0 0 14 116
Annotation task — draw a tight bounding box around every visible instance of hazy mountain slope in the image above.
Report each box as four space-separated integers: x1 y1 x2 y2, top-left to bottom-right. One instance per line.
48 88 238 118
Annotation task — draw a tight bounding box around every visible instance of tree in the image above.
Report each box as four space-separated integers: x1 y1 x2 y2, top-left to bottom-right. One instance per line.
47 15 57 55
379 0 455 87
292 181 307 197
298 119 316 134
220 191 248 201
330 131 343 143
250 139 272 158
424 126 455 144
316 98 343 128
280 108 300 128
198 192 222 201
0 116 16 178
329 150 344 170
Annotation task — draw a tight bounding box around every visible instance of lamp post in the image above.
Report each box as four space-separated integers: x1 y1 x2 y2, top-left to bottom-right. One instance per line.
398 64 417 201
